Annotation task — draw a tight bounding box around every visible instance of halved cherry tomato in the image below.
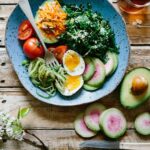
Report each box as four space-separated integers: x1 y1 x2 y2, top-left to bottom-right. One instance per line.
49 45 68 63
18 20 34 40
23 37 44 59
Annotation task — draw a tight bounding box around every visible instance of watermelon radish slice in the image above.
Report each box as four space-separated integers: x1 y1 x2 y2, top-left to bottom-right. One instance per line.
112 53 118 73
86 58 106 88
83 57 95 81
74 113 97 138
105 52 115 76
83 84 98 91
84 103 106 132
99 108 127 139
105 52 118 77
135 112 150 136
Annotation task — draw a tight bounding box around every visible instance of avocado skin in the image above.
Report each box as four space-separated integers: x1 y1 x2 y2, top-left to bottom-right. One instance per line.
120 67 150 109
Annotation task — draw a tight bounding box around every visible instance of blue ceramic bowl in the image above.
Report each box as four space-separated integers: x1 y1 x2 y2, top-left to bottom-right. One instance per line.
5 0 130 106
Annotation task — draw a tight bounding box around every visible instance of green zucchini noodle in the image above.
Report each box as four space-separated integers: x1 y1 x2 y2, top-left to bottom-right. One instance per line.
26 57 66 98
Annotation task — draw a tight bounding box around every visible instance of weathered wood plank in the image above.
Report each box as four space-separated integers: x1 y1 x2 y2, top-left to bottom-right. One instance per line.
0 46 150 87
2 130 150 150
0 48 21 87
0 5 150 45
0 0 18 4
0 1 150 149
0 86 149 129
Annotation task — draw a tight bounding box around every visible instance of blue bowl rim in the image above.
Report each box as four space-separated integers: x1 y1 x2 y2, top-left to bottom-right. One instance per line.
5 0 130 107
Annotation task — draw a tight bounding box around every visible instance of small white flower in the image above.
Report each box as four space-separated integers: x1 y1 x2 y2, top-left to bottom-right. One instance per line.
0 111 25 141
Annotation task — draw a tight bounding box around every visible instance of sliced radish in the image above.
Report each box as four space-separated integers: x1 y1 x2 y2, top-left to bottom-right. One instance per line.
112 53 118 73
74 113 97 138
99 108 127 139
84 103 106 132
105 52 114 76
83 57 95 81
86 58 106 88
83 84 98 91
105 52 118 77
135 112 150 136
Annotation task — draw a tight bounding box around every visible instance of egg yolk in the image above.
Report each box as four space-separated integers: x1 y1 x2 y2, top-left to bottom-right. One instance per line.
64 52 80 71
65 76 81 91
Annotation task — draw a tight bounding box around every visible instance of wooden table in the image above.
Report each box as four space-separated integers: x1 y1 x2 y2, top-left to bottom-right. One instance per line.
0 0 150 149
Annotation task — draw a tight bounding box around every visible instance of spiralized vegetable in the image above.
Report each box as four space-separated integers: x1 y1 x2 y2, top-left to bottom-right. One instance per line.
27 58 66 98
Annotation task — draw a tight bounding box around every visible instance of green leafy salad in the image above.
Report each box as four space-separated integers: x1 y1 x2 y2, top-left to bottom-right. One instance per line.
60 4 118 61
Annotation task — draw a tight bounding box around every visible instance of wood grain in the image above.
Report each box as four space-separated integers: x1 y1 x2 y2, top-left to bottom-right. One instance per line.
0 86 150 129
0 0 150 149
2 130 150 150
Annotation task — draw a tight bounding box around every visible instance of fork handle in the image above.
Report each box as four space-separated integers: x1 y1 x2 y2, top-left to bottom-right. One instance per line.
18 0 48 52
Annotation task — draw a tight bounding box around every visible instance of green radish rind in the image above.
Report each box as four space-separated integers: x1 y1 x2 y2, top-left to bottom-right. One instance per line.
134 112 150 136
83 57 95 81
120 67 150 109
74 113 97 138
35 0 58 44
112 53 118 74
84 103 106 132
83 84 98 91
99 108 127 139
86 58 106 88
105 52 118 77
105 52 115 76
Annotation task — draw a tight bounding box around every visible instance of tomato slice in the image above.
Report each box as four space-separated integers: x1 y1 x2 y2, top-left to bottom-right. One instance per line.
49 45 68 63
18 20 34 40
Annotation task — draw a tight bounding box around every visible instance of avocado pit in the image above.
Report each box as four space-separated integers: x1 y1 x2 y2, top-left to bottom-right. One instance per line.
131 76 148 95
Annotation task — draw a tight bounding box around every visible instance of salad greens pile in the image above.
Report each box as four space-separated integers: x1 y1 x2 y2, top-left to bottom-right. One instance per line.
60 4 118 61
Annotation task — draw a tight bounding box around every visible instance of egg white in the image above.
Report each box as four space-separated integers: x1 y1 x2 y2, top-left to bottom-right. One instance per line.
57 75 84 96
63 50 85 76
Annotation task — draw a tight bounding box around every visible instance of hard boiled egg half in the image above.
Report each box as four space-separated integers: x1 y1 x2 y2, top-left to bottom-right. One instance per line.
63 50 85 76
56 75 84 96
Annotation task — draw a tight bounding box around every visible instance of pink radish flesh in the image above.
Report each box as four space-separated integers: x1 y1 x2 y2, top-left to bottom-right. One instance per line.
80 118 93 132
105 58 113 75
90 110 100 124
84 64 90 74
92 63 101 79
86 59 105 87
144 120 150 126
107 115 122 132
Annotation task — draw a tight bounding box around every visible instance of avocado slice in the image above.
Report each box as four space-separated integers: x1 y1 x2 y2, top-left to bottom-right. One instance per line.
120 67 150 109
35 0 59 44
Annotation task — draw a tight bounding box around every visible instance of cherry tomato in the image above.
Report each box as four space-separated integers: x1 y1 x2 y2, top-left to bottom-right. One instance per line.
23 38 44 59
18 20 34 40
48 46 56 53
49 45 67 63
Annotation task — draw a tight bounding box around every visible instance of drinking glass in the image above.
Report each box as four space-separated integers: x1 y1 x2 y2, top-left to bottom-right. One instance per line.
118 0 150 14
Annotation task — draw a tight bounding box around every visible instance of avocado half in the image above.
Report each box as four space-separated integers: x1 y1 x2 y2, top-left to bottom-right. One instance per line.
35 0 58 44
120 67 150 109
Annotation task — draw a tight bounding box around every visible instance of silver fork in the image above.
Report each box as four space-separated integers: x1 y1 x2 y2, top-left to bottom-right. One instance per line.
18 0 60 68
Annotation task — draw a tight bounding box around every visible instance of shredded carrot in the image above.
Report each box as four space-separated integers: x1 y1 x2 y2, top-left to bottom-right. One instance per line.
36 0 67 38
